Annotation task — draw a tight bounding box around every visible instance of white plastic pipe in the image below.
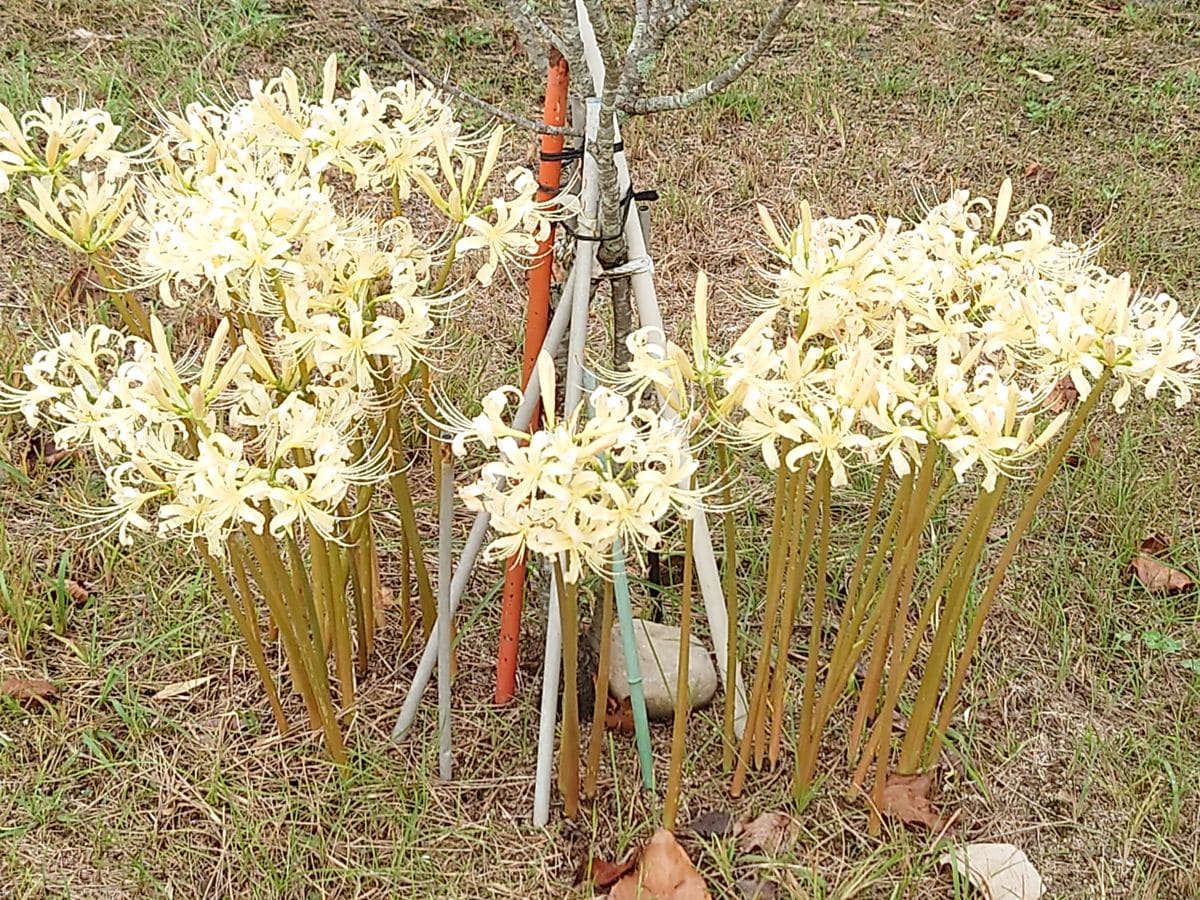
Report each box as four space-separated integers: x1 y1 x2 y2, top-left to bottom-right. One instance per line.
575 1 749 738
391 265 579 742
533 96 602 828
436 451 454 780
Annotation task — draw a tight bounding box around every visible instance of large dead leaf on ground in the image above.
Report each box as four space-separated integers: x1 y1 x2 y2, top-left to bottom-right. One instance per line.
735 811 793 854
940 843 1045 899
1129 537 1193 594
880 772 941 830
1 677 60 709
610 829 710 899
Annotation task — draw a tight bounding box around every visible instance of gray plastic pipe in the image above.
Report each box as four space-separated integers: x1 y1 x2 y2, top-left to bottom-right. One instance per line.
390 264 579 742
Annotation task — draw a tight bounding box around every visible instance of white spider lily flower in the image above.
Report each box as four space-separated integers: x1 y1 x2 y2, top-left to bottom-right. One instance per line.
453 351 701 583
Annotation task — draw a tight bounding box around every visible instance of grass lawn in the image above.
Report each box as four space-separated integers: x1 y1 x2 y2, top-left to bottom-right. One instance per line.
1 0 1198 897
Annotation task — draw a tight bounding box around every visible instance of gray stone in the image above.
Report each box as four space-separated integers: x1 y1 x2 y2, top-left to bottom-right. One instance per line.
607 618 718 721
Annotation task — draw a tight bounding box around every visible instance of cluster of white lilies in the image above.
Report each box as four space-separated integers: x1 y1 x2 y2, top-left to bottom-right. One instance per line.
2 59 1196 828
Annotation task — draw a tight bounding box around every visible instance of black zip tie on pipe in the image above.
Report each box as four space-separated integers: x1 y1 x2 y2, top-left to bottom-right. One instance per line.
560 184 659 244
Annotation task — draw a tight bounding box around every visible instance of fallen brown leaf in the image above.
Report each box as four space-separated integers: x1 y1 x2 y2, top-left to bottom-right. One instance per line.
576 852 638 890
940 842 1045 899
65 579 91 606
881 772 941 831
374 585 395 631
687 810 734 839
25 434 79 470
735 811 792 854
1 677 60 709
606 694 635 734
1042 376 1078 414
1065 431 1102 467
152 675 215 700
1129 553 1193 594
1139 535 1170 555
736 879 777 900
1023 160 1056 182
610 830 710 900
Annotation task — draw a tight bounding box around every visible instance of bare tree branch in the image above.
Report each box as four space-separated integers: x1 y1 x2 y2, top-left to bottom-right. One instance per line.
615 0 657 107
502 0 551 72
653 0 705 40
352 0 581 136
622 0 800 115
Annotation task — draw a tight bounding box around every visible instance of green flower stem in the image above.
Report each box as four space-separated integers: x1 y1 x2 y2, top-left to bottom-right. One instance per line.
612 538 655 792
91 254 151 340
237 529 320 728
931 367 1114 759
717 442 739 773
753 457 809 767
847 444 939 761
663 511 697 831
243 526 347 763
792 462 832 800
825 464 890 669
897 478 1008 773
307 528 353 708
818 470 912 735
584 578 616 799
287 530 326 655
553 558 581 817
748 460 806 763
353 526 376 670
380 402 437 639
768 460 821 767
197 540 289 735
732 458 800 797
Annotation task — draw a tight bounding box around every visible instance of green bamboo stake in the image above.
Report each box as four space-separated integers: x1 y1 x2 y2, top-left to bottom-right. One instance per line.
612 537 655 792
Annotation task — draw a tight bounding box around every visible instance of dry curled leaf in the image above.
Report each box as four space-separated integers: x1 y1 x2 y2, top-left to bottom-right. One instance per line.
610 829 710 900
688 810 734 839
26 434 78 470
65 579 91 606
1139 534 1169 555
735 811 792 854
152 675 215 700
736 878 777 899
1042 376 1078 413
1065 432 1101 467
606 694 636 734
374 585 395 631
1129 541 1193 594
1 677 60 709
881 772 941 831
576 852 638 890
940 842 1046 899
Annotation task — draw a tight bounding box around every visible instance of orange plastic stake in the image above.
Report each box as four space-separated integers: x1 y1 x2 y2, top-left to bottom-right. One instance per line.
494 50 570 705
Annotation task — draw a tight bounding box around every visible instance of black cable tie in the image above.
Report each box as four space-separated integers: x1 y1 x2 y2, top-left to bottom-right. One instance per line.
538 144 584 163
558 183 652 244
